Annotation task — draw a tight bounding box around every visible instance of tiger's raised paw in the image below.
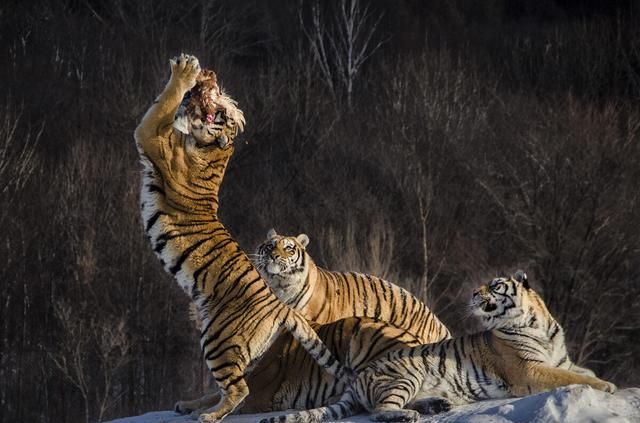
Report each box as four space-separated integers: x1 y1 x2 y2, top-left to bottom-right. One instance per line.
169 53 200 91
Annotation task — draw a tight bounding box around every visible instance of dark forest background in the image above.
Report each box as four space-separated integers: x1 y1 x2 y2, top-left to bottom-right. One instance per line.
1 0 640 422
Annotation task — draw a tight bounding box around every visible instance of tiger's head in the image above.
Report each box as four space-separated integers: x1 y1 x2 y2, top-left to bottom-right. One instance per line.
173 69 245 150
256 229 309 279
471 270 550 331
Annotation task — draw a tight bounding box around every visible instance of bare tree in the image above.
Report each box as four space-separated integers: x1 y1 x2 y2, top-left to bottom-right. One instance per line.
298 0 385 108
374 53 489 305
0 102 41 223
47 301 132 423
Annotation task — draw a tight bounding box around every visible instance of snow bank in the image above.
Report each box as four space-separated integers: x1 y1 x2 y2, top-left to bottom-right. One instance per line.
107 385 640 423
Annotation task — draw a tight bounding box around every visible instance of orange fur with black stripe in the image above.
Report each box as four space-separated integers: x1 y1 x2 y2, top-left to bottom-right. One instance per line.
265 271 615 423
177 317 422 416
134 54 348 423
255 229 451 343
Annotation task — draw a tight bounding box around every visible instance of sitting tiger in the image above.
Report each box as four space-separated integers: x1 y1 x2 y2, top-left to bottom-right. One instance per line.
180 226 450 416
264 271 615 423
254 229 451 344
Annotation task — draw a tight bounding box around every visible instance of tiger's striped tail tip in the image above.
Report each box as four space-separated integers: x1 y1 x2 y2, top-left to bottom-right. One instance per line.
259 416 293 423
259 416 312 423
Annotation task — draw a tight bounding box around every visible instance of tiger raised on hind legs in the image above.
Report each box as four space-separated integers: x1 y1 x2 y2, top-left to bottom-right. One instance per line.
134 54 349 422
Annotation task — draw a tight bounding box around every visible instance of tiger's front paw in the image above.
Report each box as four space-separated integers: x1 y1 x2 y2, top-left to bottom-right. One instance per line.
169 53 200 91
601 381 617 394
591 380 617 394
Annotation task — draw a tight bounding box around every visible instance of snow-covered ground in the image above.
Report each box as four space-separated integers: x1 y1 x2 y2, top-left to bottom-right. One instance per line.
108 385 640 423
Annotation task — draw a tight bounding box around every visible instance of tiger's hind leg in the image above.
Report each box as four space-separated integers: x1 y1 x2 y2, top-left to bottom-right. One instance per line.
405 396 452 415
363 373 422 422
197 378 249 423
174 391 220 415
370 409 420 422
195 348 251 422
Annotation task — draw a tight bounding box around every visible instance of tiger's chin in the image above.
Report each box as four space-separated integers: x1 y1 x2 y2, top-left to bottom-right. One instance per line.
266 262 286 275
191 133 225 148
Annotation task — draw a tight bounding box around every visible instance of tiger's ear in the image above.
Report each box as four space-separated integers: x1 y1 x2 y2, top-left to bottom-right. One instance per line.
267 228 278 239
514 270 529 289
296 234 310 248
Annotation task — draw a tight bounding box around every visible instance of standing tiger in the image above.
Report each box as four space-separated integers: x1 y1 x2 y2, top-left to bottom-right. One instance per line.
134 54 349 423
255 229 451 343
264 271 615 423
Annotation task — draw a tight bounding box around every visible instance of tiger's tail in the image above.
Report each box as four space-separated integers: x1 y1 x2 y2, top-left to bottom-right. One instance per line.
259 388 360 423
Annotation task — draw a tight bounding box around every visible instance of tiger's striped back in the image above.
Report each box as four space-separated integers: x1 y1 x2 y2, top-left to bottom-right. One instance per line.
264 272 615 423
255 229 451 344
134 55 347 422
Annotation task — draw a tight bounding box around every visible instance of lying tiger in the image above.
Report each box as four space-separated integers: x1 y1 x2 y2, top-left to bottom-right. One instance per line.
264 271 615 423
255 229 451 344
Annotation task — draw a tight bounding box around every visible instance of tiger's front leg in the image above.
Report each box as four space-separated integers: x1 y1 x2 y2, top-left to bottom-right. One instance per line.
568 362 596 377
134 53 200 157
513 365 616 396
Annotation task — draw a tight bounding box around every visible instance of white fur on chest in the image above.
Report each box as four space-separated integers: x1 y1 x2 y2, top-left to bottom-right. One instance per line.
269 272 308 304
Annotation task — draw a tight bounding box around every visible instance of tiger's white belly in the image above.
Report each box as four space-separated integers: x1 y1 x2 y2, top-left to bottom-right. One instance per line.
417 361 510 405
139 166 195 297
